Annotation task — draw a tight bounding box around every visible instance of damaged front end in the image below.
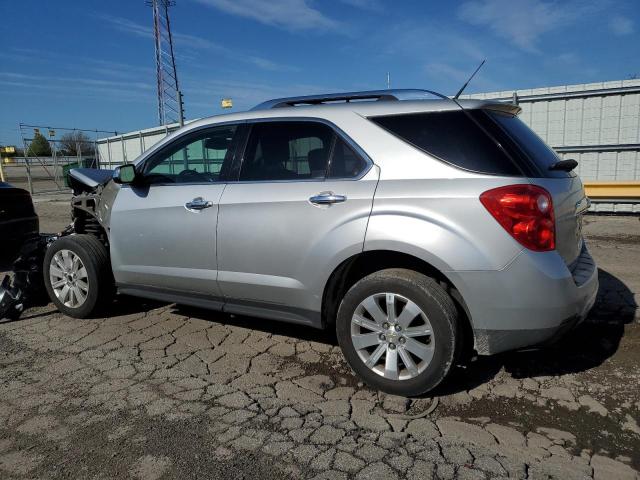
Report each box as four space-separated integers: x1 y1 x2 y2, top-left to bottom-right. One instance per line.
68 168 117 245
0 168 116 320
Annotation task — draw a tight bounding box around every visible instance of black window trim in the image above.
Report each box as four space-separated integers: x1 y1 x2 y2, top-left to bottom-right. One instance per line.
481 109 574 179
368 109 533 178
132 121 245 187
229 117 373 184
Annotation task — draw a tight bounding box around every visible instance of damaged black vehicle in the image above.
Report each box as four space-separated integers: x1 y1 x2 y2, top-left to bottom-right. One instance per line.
0 182 51 319
0 168 115 320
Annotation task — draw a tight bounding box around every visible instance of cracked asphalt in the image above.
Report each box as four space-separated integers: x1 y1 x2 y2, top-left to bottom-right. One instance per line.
1 198 639 479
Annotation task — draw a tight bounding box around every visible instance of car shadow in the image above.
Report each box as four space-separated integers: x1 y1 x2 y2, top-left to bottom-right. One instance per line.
434 268 637 396
172 304 338 345
65 267 636 398
99 295 167 317
0 308 58 325
168 268 636 399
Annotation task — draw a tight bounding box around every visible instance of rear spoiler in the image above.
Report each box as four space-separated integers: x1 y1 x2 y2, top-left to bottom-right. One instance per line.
479 101 522 116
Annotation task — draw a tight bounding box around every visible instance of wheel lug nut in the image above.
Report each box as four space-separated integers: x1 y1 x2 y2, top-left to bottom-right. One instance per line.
394 325 401 332
379 334 386 341
383 322 389 329
399 337 406 344
389 343 396 350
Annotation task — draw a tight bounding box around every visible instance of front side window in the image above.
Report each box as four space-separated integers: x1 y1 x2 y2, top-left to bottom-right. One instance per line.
239 122 334 181
142 125 238 184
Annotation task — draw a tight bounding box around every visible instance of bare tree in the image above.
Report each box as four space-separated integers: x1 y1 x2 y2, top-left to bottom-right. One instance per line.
59 131 93 156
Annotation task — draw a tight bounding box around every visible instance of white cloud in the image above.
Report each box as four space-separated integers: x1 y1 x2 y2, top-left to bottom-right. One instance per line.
97 14 296 72
609 15 634 36
423 61 500 93
0 71 155 105
99 14 154 39
382 21 489 62
424 63 473 84
458 0 603 52
338 0 383 12
193 0 340 31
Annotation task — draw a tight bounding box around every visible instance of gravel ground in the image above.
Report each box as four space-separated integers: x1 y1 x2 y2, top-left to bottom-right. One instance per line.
0 197 638 479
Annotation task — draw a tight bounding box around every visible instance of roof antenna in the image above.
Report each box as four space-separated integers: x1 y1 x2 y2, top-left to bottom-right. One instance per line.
453 59 486 99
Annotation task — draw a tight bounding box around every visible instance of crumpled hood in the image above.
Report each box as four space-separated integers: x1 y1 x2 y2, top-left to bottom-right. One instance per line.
69 168 114 189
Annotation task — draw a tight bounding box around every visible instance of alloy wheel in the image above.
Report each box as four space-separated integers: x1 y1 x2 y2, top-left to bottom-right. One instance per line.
49 249 89 308
350 292 434 380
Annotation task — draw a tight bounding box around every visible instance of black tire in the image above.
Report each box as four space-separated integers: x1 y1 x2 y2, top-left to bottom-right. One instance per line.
43 235 114 318
336 268 458 396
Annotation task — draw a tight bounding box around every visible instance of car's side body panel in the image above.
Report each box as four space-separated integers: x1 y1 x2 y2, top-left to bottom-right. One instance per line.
217 164 380 317
364 178 525 273
110 183 225 297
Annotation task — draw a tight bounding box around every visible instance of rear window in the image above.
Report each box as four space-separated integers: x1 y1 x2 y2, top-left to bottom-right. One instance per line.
370 111 521 176
486 111 569 178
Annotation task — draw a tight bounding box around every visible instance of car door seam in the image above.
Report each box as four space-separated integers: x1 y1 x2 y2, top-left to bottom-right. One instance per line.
216 182 228 306
362 164 381 252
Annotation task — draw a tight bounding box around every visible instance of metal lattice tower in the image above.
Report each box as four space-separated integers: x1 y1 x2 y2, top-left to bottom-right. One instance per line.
148 0 184 126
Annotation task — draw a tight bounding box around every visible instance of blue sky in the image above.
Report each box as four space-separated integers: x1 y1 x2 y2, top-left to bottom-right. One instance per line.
0 0 638 145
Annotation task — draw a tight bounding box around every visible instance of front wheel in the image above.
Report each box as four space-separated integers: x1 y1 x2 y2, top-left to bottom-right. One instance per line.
43 235 114 318
336 268 458 396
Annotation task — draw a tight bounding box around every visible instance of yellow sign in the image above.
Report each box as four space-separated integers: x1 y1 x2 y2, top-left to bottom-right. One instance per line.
1 146 16 153
221 98 233 109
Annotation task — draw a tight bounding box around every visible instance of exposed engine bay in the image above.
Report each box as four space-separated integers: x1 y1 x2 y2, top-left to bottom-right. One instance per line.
67 168 118 245
0 168 116 319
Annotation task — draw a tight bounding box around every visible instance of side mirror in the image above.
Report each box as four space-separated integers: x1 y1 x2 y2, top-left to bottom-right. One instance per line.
113 164 137 184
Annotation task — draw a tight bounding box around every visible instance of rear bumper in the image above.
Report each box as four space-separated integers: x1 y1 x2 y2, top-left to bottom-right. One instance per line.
449 242 598 355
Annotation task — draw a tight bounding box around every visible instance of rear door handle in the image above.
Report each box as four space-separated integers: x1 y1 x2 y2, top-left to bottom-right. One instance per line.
185 197 214 211
309 192 347 205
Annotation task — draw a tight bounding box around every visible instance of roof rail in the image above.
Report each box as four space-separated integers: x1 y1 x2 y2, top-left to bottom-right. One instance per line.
251 89 449 111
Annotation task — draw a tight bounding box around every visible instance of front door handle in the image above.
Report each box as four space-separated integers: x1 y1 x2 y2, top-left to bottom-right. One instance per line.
185 197 214 211
309 192 347 205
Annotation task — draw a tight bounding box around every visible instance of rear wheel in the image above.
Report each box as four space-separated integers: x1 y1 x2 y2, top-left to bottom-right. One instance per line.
336 268 458 396
44 235 114 318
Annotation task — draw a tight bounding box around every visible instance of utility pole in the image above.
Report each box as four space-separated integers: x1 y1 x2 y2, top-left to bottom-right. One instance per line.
148 0 184 126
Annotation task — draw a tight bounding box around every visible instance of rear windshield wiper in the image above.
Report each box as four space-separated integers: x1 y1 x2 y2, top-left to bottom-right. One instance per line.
549 158 578 172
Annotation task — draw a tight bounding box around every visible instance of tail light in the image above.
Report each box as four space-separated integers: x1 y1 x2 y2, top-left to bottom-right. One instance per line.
480 184 555 252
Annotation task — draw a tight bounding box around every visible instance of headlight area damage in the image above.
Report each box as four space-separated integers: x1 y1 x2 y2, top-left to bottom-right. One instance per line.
0 168 115 320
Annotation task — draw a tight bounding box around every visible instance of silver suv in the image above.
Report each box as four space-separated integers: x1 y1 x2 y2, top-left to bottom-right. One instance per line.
46 89 598 396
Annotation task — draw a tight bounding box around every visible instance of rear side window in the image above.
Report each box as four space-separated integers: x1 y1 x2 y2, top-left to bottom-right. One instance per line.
329 137 368 179
240 122 333 181
239 121 369 181
371 111 521 176
486 111 568 178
